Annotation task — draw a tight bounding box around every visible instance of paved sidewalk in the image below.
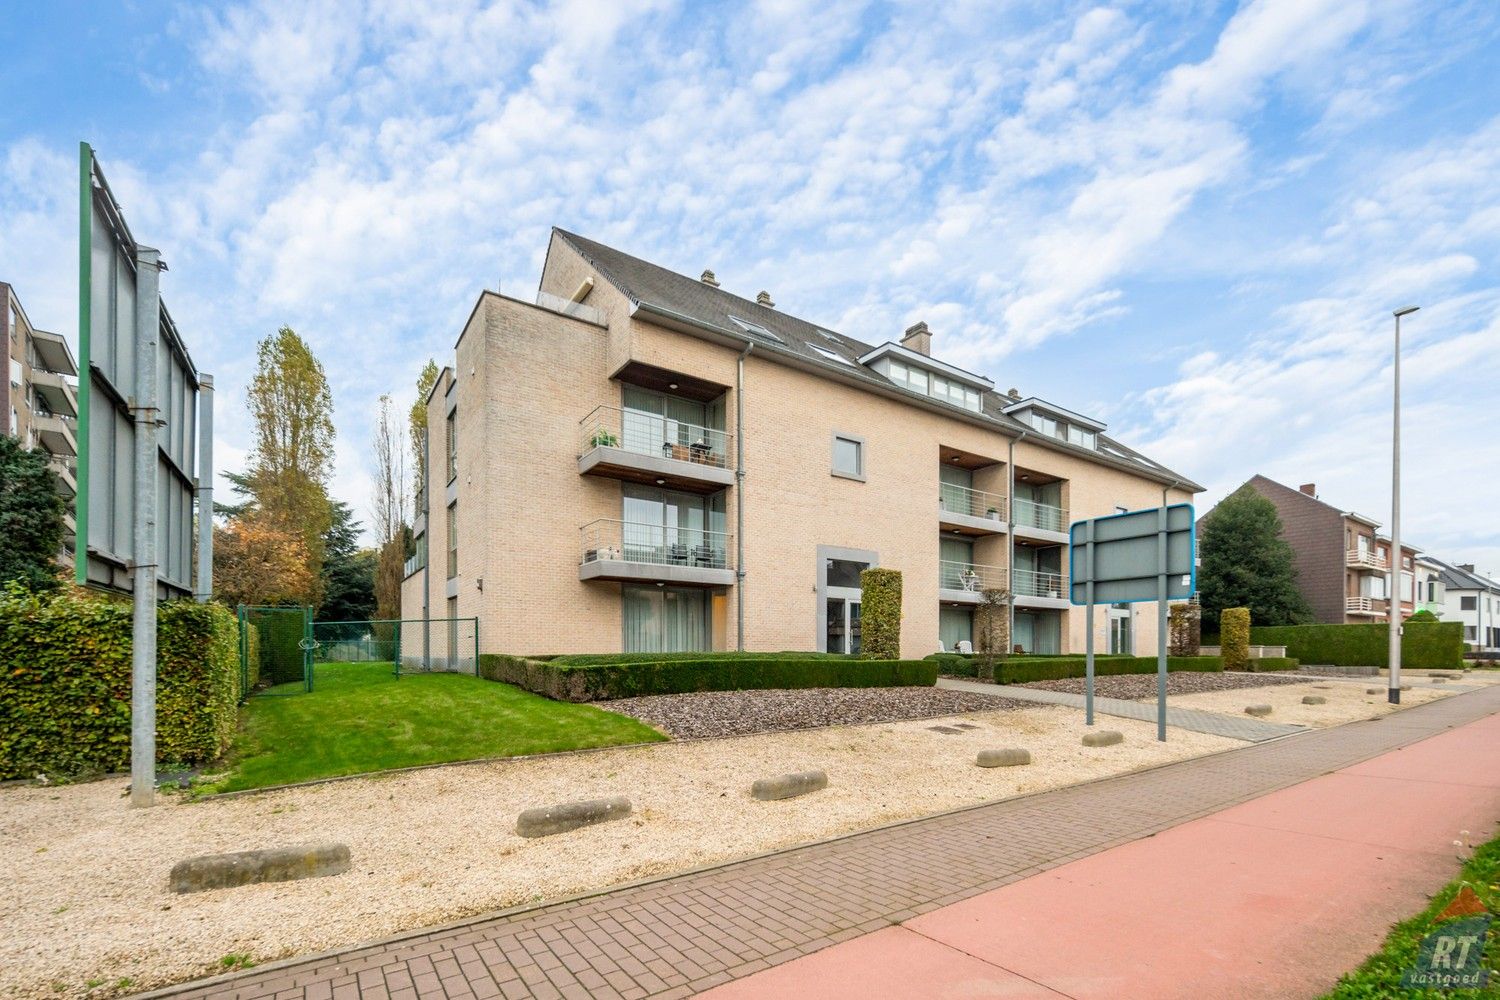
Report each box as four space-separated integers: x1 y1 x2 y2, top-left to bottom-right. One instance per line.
142 685 1500 1000
938 676 1306 741
704 704 1500 999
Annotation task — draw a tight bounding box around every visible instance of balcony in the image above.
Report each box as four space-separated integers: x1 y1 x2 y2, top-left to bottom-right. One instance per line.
1014 568 1070 609
579 519 735 587
28 369 78 418
48 456 76 497
938 484 1008 536
1345 596 1388 616
578 405 734 493
1011 497 1069 544
938 560 1007 604
31 413 77 457
1347 548 1387 573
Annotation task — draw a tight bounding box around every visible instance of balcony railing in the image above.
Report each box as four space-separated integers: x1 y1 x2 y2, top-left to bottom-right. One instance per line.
1012 497 1068 533
939 560 1007 593
939 484 1007 521
581 519 731 570
1013 568 1066 599
580 405 732 469
1345 596 1387 614
1346 548 1387 571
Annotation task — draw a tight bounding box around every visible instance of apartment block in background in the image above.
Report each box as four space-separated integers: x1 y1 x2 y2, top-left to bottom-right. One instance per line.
1229 475 1419 624
1427 558 1500 652
2 281 78 566
401 230 1202 661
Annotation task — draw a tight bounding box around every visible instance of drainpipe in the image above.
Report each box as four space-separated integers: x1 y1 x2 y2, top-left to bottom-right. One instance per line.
1007 431 1027 653
736 343 753 651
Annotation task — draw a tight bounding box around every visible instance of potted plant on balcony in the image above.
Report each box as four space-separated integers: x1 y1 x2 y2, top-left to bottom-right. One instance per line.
961 568 980 591
985 506 1000 520
589 426 619 448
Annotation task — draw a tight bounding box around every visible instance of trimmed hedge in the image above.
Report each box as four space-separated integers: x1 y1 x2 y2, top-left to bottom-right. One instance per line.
0 587 244 780
926 652 1222 684
480 653 938 702
547 651 850 666
1220 607 1250 671
1249 621 1463 670
859 567 902 660
1243 655 1300 672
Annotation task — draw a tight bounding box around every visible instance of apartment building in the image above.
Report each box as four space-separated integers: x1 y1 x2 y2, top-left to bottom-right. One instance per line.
1426 557 1500 652
400 230 1201 660
1230 475 1419 624
2 281 78 564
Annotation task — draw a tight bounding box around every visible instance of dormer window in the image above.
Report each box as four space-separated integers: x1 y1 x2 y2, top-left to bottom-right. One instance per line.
886 359 982 412
1067 425 1096 449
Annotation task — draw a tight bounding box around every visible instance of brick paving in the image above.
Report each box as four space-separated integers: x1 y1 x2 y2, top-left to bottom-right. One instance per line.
139 685 1500 1000
938 676 1307 741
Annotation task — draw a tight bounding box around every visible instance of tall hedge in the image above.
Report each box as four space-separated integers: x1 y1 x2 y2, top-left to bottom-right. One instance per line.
1220 607 1251 671
0 586 244 780
1249 621 1462 670
859 567 902 659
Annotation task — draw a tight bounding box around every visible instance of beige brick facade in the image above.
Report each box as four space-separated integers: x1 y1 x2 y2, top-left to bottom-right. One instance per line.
402 233 1199 660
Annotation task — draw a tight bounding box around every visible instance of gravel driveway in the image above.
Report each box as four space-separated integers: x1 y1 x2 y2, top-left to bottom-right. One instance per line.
596 686 1028 738
1018 672 1311 700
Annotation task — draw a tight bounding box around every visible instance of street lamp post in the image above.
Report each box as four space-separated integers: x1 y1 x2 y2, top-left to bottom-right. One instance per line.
1390 305 1419 705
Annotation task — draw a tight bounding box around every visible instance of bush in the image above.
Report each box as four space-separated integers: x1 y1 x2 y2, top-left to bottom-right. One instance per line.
860 568 902 659
924 652 1221 683
1168 602 1201 656
1220 607 1251 671
1249 622 1463 670
0 586 244 780
1243 655 1299 672
480 652 937 701
548 651 849 666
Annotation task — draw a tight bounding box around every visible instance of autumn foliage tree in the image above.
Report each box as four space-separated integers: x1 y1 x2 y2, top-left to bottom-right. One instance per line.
212 517 318 607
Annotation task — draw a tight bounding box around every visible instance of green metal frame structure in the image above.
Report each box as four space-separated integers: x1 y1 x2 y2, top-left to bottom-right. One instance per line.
74 142 91 583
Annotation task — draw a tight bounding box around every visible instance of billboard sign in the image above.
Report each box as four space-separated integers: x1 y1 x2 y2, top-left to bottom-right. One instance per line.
1068 504 1195 605
76 143 204 597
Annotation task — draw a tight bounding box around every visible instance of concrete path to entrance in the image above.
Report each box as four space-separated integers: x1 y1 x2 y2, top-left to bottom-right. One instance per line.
937 676 1307 741
141 686 1500 1000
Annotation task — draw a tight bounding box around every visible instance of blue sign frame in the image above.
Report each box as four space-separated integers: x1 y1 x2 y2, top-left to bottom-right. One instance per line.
1067 503 1197 605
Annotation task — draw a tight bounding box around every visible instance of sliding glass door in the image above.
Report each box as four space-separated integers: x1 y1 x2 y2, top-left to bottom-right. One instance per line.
623 584 711 652
621 485 727 566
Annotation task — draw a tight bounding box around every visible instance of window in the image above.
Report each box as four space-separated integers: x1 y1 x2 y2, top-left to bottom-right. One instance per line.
1462 596 1478 611
1466 625 1478 641
885 361 980 411
728 315 784 344
1028 412 1057 436
831 434 863 480
623 584 711 652
446 502 458 579
1067 425 1096 449
807 343 854 367
445 410 457 483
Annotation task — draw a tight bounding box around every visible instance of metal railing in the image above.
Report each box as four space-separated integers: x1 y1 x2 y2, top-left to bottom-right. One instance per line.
939 483 1007 521
1012 496 1067 533
1346 548 1387 570
580 519 732 570
939 560 1007 593
580 405 732 469
1013 568 1066 599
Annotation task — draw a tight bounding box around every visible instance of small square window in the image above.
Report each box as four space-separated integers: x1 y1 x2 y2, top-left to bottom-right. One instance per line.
831 434 863 480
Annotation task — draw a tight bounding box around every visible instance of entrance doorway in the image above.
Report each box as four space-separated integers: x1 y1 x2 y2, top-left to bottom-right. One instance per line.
826 597 862 654
1109 608 1133 654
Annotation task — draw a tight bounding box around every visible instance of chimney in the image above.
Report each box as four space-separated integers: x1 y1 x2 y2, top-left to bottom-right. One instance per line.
700 269 719 287
901 321 931 356
1299 483 1317 496
756 290 775 308
1007 388 1021 400
1460 563 1476 573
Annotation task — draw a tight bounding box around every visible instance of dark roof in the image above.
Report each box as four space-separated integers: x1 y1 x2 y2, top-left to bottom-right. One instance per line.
551 228 1202 491
1427 556 1500 593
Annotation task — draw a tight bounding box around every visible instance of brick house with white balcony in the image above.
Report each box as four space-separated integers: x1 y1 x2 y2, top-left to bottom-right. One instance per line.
400 230 1203 660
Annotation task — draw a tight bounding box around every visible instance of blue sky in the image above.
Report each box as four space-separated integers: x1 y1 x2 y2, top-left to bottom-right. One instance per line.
3 0 1499 572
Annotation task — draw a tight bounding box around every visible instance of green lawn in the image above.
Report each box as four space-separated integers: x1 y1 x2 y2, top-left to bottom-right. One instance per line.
205 662 666 793
1323 833 1500 998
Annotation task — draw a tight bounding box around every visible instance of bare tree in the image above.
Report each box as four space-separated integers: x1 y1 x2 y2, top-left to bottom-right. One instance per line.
371 393 408 546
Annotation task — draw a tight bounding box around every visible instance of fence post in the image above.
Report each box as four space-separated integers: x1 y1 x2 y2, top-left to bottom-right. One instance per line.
394 619 403 679
237 604 248 702
473 617 479 677
303 606 314 693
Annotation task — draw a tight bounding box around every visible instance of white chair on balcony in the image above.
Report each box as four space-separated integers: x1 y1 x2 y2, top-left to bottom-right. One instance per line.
957 640 973 654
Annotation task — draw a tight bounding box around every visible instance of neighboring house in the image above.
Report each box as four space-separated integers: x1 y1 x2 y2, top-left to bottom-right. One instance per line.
1226 476 1419 625
1414 555 1447 617
400 229 1202 660
2 281 78 567
1427 557 1500 652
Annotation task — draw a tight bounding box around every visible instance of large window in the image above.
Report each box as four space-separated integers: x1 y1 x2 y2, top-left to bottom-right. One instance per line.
620 385 722 460
1461 596 1478 611
886 360 981 411
831 434 863 480
623 584 711 652
445 410 457 484
446 501 458 579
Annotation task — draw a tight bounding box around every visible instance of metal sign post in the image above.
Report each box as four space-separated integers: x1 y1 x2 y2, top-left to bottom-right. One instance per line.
129 246 162 808
1070 504 1196 742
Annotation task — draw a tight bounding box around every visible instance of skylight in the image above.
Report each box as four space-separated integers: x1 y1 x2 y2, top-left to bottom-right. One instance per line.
807 344 854 366
728 314 784 344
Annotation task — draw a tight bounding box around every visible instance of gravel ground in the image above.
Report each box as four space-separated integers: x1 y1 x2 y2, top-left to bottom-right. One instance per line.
0 706 1236 999
596 686 1029 738
1163 679 1456 727
1019 671 1312 700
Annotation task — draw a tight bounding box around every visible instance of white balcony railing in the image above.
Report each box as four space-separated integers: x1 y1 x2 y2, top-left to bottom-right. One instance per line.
580 405 732 469
1345 596 1386 614
939 560 1007 593
939 484 1007 521
1346 548 1387 571
1012 497 1068 533
1013 568 1066 599
581 519 731 570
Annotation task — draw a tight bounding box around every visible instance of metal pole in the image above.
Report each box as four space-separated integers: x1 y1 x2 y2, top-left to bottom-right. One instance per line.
75 142 92 586
1085 520 1095 726
1157 505 1168 742
195 374 214 601
129 246 163 808
1390 306 1417 704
